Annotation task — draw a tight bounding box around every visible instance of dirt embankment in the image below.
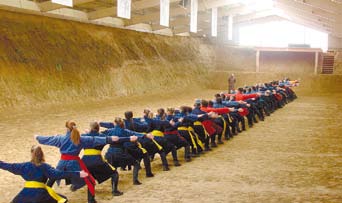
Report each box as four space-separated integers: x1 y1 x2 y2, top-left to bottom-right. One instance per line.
1 9 342 113
0 10 214 110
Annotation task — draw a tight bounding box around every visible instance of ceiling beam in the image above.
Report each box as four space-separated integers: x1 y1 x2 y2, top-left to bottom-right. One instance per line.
173 26 190 34
126 0 243 26
38 0 94 12
88 0 179 20
275 0 339 22
234 9 280 24
235 15 285 26
152 11 212 31
151 16 190 31
88 6 117 20
278 13 333 33
279 8 334 29
293 0 342 15
132 0 179 10
274 4 335 26
125 6 188 26
199 0 242 11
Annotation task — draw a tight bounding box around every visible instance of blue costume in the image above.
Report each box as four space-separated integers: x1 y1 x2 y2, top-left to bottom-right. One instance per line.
176 111 203 156
145 116 178 169
36 131 121 203
81 131 127 196
164 114 191 161
0 161 79 203
100 123 154 183
191 106 212 150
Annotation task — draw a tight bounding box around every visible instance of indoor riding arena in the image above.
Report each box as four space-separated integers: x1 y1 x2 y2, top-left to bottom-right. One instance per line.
0 0 341 203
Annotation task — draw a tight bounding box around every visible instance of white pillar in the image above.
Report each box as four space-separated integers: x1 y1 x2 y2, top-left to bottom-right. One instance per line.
211 7 218 37
190 0 198 33
160 0 170 27
117 0 131 19
228 15 233 41
256 50 260 72
314 51 319 75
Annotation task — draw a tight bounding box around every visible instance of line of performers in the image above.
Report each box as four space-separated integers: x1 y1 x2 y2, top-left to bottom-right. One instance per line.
0 79 298 203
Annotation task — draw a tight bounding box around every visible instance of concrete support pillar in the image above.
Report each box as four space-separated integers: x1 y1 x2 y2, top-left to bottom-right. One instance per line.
256 50 260 73
228 15 233 41
232 24 239 45
314 51 319 75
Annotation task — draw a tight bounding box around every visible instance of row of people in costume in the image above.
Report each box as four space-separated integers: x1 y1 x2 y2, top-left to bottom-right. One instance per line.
0 79 297 203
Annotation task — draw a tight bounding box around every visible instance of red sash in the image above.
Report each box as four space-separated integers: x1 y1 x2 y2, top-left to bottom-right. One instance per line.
202 120 216 136
238 108 249 117
164 130 179 135
275 94 282 101
61 154 96 196
164 130 187 142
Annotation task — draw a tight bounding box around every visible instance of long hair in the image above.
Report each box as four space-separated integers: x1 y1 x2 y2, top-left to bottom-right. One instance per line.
66 121 80 145
114 117 125 128
124 111 135 130
31 145 45 166
90 122 100 133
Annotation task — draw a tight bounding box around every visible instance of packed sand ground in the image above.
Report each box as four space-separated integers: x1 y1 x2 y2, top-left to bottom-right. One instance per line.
0 89 341 203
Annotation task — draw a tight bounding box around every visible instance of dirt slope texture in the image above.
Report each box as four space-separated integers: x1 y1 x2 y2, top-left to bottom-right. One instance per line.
0 10 214 110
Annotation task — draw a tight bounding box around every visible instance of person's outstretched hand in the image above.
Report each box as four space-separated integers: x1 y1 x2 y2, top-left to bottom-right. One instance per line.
79 170 88 178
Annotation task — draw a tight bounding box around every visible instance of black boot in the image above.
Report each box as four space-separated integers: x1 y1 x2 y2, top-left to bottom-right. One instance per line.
173 159 181 166
87 189 97 203
111 172 123 196
133 162 142 185
204 136 210 150
241 119 246 131
210 135 217 147
171 147 181 166
160 151 170 171
217 133 223 144
184 145 191 162
191 148 200 157
143 154 154 177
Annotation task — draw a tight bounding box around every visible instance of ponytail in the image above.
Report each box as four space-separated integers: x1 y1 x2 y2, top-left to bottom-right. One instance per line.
114 117 124 129
66 121 80 145
31 145 45 166
89 122 100 133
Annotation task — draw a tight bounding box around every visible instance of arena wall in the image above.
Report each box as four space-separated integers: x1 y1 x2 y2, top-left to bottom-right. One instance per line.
1 9 341 111
0 10 214 109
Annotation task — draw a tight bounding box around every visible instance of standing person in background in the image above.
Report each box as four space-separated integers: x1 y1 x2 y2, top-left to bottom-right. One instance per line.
228 74 236 93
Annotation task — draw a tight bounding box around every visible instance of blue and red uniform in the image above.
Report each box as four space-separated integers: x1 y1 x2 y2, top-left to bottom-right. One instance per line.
0 161 80 203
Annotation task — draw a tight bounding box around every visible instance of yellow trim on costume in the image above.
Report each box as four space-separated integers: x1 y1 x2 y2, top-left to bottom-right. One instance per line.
177 127 188 131
151 139 163 151
151 130 164 137
178 127 197 149
24 181 66 203
194 121 202 126
137 142 147 154
83 149 102 156
219 116 227 138
83 149 116 171
189 127 204 150
202 124 210 138
228 115 233 123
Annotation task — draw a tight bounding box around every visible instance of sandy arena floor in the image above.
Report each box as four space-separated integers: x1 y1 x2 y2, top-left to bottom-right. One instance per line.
0 90 341 203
